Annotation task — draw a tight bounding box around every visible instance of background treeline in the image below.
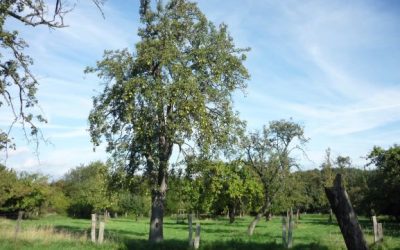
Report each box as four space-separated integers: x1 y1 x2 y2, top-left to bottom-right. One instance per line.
0 145 399 221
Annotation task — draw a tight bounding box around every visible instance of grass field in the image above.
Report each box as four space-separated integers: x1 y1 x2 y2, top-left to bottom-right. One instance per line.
0 214 399 250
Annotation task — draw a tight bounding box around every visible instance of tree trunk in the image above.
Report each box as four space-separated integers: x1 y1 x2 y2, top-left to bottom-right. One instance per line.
247 204 268 235
229 203 236 223
147 134 172 243
148 171 167 242
325 174 369 250
149 189 166 242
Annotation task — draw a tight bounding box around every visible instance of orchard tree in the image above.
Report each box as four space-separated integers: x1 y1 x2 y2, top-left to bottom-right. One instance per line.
87 0 249 242
0 0 104 152
63 161 111 218
366 145 400 219
243 119 308 235
184 158 262 222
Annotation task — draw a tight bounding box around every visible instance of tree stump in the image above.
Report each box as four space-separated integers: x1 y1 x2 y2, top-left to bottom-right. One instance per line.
325 174 368 250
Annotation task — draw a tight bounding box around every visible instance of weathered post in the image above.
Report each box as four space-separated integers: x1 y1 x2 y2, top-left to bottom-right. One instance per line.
329 209 333 224
282 216 287 247
372 216 378 243
194 222 201 249
188 214 193 246
14 211 24 241
98 221 105 244
91 214 97 243
377 223 383 242
104 210 108 222
287 209 294 248
325 174 369 250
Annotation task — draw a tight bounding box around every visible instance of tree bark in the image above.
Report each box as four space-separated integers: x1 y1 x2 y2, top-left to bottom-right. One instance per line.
148 183 166 242
148 156 168 243
325 174 369 250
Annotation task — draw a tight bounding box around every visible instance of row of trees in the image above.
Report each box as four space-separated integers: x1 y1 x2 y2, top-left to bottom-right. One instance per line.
1 144 399 222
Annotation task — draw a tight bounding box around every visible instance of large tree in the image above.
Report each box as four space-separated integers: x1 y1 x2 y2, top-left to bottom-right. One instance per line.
87 0 249 242
243 119 308 235
0 0 104 153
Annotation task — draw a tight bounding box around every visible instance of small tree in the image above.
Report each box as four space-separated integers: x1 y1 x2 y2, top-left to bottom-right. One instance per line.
87 0 249 242
63 161 110 218
243 119 308 235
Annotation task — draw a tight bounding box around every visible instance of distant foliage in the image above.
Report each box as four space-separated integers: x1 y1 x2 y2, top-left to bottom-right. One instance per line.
366 145 400 220
0 164 55 216
62 161 111 218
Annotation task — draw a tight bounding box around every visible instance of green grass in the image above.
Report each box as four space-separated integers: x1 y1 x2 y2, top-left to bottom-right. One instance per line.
0 214 399 250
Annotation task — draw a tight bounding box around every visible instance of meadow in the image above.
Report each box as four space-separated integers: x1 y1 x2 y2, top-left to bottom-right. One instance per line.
0 214 399 250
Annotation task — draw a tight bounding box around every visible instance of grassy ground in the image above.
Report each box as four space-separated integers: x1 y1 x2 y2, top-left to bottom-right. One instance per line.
0 214 399 250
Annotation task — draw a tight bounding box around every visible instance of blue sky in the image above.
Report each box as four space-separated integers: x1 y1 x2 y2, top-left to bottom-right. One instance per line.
1 0 400 178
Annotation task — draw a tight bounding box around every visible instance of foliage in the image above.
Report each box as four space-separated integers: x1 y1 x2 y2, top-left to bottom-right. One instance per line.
242 119 308 214
0 0 104 152
366 145 400 219
0 164 18 208
182 158 263 219
0 166 53 215
62 161 111 218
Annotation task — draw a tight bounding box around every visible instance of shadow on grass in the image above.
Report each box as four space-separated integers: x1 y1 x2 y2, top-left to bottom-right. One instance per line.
121 239 330 250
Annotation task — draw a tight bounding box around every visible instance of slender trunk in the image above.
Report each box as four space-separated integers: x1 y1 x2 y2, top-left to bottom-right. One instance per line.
247 204 268 235
229 203 236 223
248 196 270 236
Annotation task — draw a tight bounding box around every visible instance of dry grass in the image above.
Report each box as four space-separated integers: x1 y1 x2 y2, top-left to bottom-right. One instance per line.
0 218 87 244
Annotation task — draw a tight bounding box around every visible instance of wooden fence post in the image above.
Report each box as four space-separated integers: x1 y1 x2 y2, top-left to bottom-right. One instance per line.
287 208 294 248
325 174 369 250
14 211 24 241
98 221 105 244
193 222 201 249
188 214 193 246
91 214 97 243
104 210 108 222
329 209 333 224
372 216 378 243
282 216 287 247
377 223 383 242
